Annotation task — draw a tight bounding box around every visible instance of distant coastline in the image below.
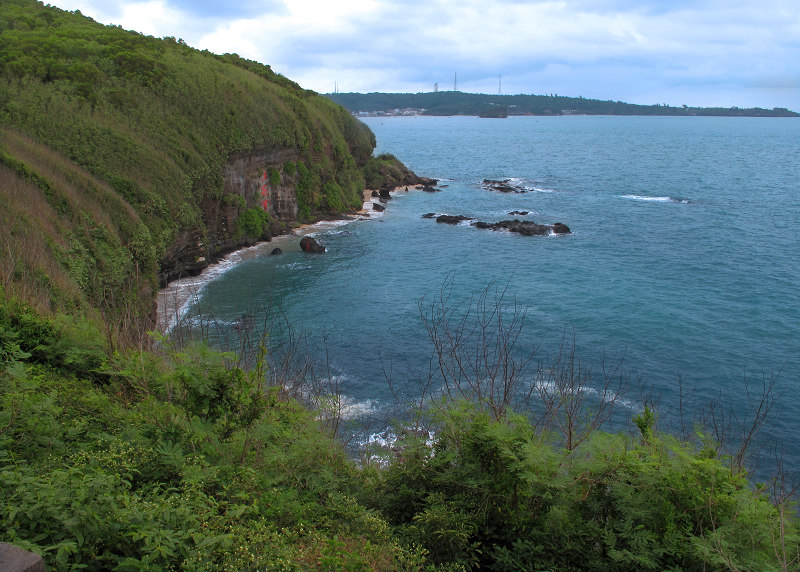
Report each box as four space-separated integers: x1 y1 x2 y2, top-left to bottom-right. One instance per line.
326 91 799 118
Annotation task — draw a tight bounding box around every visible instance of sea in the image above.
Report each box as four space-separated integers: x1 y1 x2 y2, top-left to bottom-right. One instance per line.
162 115 800 478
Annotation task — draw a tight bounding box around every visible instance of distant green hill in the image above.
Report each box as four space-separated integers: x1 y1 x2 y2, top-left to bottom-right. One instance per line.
327 91 799 117
0 0 408 343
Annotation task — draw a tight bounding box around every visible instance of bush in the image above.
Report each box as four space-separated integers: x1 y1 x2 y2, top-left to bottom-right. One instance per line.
235 207 270 240
367 403 799 570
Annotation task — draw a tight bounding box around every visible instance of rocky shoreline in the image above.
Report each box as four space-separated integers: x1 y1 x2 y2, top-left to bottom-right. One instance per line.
155 181 437 332
156 174 570 332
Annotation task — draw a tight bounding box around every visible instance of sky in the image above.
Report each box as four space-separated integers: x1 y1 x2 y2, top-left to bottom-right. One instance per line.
47 0 800 110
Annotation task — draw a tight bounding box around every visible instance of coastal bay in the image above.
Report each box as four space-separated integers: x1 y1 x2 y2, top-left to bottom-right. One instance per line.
177 114 800 478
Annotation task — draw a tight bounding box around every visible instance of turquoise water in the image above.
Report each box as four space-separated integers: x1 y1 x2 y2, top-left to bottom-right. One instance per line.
177 115 800 474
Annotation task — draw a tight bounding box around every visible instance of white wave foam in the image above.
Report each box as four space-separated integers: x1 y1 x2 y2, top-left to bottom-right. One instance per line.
621 194 672 202
620 194 689 204
362 426 436 450
533 376 641 412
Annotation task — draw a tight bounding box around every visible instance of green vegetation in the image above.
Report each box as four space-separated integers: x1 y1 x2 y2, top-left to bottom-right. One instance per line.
327 91 800 117
362 153 423 190
0 0 378 344
2 289 799 570
1 1 798 569
235 208 271 241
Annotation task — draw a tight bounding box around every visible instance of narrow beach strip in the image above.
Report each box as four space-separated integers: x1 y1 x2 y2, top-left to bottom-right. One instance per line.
155 189 390 334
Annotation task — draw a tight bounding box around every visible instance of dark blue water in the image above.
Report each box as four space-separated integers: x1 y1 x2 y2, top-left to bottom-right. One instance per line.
176 115 800 476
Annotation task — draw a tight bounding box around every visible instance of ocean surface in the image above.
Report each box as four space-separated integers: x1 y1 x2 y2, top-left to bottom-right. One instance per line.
166 115 800 477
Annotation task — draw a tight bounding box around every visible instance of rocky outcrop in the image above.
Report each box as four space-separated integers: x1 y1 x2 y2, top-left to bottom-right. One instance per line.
159 147 298 285
473 219 552 235
436 214 474 225
223 148 300 221
482 179 528 193
424 214 570 236
159 148 433 285
0 543 45 572
300 236 326 253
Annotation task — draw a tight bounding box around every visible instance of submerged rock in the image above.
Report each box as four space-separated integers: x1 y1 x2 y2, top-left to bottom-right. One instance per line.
270 247 282 255
232 314 254 331
300 236 325 253
372 202 386 212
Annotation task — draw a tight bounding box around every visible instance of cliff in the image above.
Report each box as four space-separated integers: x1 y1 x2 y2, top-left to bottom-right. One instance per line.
0 0 409 344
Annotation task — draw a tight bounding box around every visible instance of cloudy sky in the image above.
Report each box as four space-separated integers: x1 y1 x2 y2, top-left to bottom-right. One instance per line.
48 0 799 110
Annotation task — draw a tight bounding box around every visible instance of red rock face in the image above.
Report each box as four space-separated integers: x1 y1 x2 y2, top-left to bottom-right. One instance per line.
160 148 300 285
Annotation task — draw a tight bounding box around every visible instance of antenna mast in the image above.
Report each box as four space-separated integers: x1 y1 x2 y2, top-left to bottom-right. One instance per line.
498 74 502 95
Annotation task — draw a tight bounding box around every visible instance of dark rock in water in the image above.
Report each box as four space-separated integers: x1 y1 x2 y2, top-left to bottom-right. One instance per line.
300 236 325 253
422 185 440 192
482 178 528 193
372 202 386 212
425 211 571 237
471 219 570 236
270 247 282 255
508 210 529 216
233 314 255 331
371 190 379 197
379 186 393 200
436 214 474 225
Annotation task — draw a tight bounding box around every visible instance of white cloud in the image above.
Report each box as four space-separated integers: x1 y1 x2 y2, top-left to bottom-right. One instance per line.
45 0 800 109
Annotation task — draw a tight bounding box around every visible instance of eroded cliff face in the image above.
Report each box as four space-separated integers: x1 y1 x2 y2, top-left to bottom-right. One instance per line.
159 147 300 285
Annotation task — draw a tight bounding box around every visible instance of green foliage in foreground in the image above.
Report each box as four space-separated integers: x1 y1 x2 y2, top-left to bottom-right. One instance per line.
366 405 799 570
1 297 798 570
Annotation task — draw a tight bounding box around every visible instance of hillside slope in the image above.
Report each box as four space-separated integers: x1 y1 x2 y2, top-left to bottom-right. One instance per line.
0 0 384 344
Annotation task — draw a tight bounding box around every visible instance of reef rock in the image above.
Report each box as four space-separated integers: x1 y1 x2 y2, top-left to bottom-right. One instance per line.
436 214 474 225
300 236 325 253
